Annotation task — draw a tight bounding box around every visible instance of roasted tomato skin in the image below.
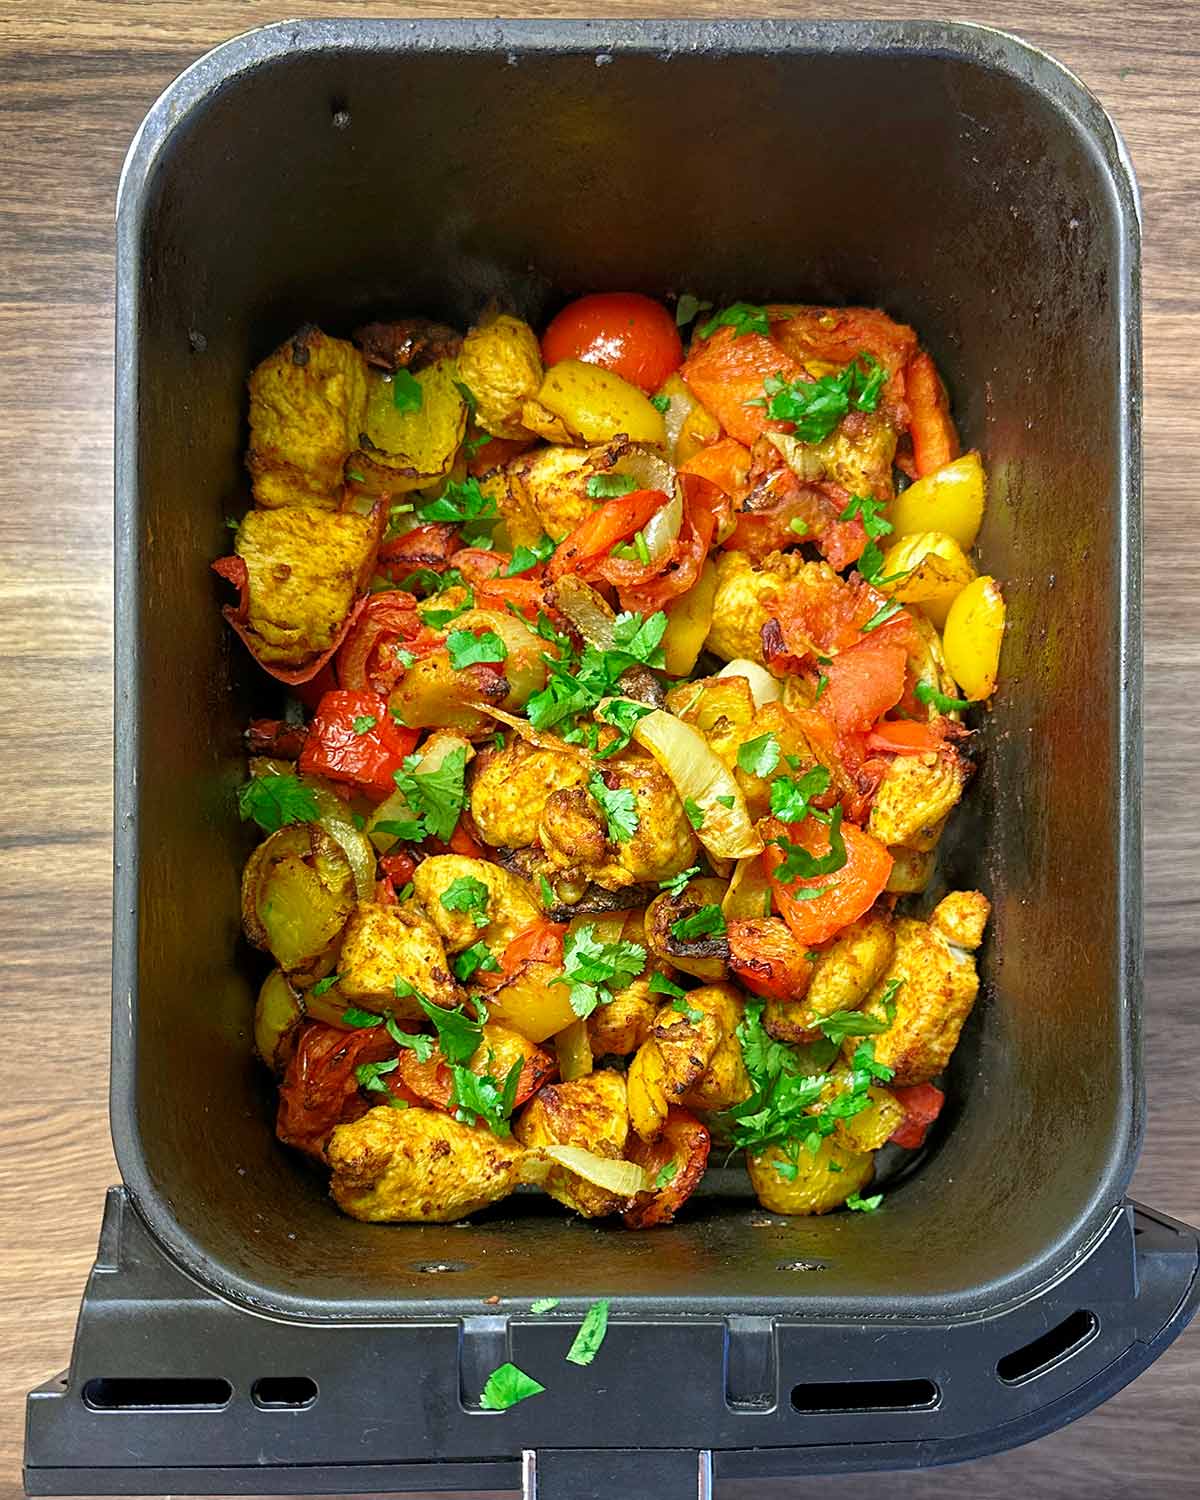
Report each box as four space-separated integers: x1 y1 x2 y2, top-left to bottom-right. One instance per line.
541 293 683 393
727 917 815 1001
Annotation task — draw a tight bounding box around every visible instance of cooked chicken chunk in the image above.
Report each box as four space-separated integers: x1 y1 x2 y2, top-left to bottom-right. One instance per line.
514 1070 629 1217
764 909 895 1042
411 854 541 957
469 740 590 850
336 900 461 1015
868 750 969 850
233 506 378 669
328 1105 524 1222
706 549 824 664
457 312 543 440
853 892 991 1084
627 982 749 1140
588 973 659 1056
246 326 368 508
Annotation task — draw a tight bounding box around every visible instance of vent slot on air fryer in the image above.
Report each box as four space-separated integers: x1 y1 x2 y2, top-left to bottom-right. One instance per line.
791 1378 939 1413
996 1309 1099 1384
82 1378 233 1410
251 1376 318 1409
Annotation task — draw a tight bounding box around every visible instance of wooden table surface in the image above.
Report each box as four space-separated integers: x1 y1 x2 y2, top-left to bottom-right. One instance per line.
2 3 1196 1497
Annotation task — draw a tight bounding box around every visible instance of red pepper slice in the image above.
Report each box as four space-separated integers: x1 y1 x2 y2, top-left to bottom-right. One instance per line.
298 689 419 795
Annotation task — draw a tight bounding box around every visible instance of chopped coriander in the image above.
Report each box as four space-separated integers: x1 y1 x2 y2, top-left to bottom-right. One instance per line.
393 650 416 673
384 1014 436 1061
553 922 646 1019
505 534 555 576
655 1160 680 1189
588 773 639 843
374 816 425 844
846 1191 884 1213
736 732 780 778
523 609 666 736
446 628 508 670
565 1299 610 1367
451 1055 523 1135
225 515 240 531
915 679 971 713
492 731 506 750
649 972 687 999
805 949 822 962
838 493 893 541
879 977 903 1024
390 368 423 412
650 392 670 413
352 811 366 831
479 1362 544 1410
355 1056 399 1093
390 744 468 842
586 472 637 500
814 673 829 702
530 1297 560 1314
817 1009 890 1046
658 865 701 898
612 610 668 662
346 469 367 484
788 516 810 536
752 353 886 444
440 874 491 928
539 875 556 909
594 697 654 759
453 942 500 982
415 476 497 546
697 301 770 340
341 1006 380 1027
395 881 414 903
352 714 378 735
416 992 485 1065
310 973 341 997
675 292 712 328
671 996 704 1024
633 529 651 566
420 589 475 630
683 797 706 830
715 794 735 808
453 379 478 416
237 774 319 834
861 599 905 634
768 764 831 825
670 904 726 942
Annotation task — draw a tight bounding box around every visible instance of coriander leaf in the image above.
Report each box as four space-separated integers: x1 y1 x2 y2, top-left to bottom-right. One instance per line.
861 599 905 634
440 875 491 928
341 1006 381 1027
237 773 319 834
420 587 475 629
352 714 378 734
675 293 712 328
588 773 640 843
373 817 426 844
683 797 706 830
770 806 847 884
417 992 485 1065
611 609 668 664
846 1191 884 1213
736 732 780 778
915 679 971 713
479 1361 545 1410
594 696 654 759
670 904 727 942
356 1057 399 1093
310 973 341 997
224 515 240 531
505 534 556 576
395 881 415 903
817 1009 890 1046
856 538 886 584
586 472 637 499
654 1160 679 1189
814 673 829 702
415 476 498 546
697 301 770 340
453 379 478 416
879 977 903 1024
768 764 831 824
391 368 423 413
530 1297 560 1313
650 393 670 412
788 515 810 536
715 794 735 808
539 874 556 909
649 971 687 999
838 493 893 541
384 1013 436 1061
755 353 886 445
553 922 646 1019
658 866 701 898
451 1056 523 1135
453 942 499 982
671 996 703 1023
565 1299 610 1367
447 628 507 670
392 744 468 842
464 431 492 457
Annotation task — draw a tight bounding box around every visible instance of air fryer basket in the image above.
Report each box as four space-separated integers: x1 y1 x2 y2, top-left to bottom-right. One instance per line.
25 18 1200 1498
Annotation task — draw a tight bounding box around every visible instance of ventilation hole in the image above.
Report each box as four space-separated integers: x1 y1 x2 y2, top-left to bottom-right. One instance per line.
413 1260 471 1274
791 1378 939 1413
776 1260 828 1273
251 1377 318 1410
996 1308 1098 1385
331 107 351 130
83 1378 232 1410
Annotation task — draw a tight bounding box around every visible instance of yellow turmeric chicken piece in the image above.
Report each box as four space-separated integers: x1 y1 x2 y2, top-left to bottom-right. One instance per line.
867 749 969 850
411 854 541 957
337 900 461 1016
514 1071 630 1218
764 909 895 1042
628 982 749 1140
468 740 590 850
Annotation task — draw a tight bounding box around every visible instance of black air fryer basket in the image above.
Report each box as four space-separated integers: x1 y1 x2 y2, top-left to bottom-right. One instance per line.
25 19 1200 1499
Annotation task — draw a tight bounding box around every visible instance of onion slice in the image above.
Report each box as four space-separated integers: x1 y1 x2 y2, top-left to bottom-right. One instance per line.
521 1144 647 1199
716 658 781 708
546 576 617 650
640 485 683 566
630 709 763 859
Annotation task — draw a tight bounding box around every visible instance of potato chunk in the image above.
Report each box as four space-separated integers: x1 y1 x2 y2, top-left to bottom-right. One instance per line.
457 312 543 440
764 910 894 1042
867 750 968 850
853 892 991 1084
234 506 378 669
469 740 590 849
328 1105 524 1222
337 900 460 1015
746 1137 874 1215
246 326 368 508
411 854 541 956
514 1071 629 1217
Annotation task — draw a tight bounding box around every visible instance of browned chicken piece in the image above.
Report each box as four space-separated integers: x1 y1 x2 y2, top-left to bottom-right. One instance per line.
353 318 462 372
852 892 991 1084
411 854 541 957
746 1138 875 1216
337 900 461 1016
706 549 833 664
867 749 969 850
503 439 636 541
765 409 898 503
514 1070 630 1217
456 312 543 440
246 326 368 508
468 740 590 850
764 909 895 1042
539 752 697 892
328 1105 525 1222
233 506 379 669
627 983 749 1141
727 701 849 819
588 975 659 1056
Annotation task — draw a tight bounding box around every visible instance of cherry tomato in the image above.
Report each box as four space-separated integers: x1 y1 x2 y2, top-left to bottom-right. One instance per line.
541 293 682 393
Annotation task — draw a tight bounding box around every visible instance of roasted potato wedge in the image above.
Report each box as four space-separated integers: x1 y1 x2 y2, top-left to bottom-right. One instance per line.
746 1137 875 1215
356 358 469 492
241 824 355 977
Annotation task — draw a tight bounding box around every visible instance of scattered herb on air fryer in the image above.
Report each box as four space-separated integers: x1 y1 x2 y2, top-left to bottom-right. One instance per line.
697 302 771 340
769 805 847 883
390 745 468 842
447 628 507 670
453 942 500 981
860 599 905 634
565 1299 611 1366
649 972 687 999
846 1192 884 1213
414 476 497 545
736 732 780 778
530 1297 560 1313
451 1056 523 1135
675 292 712 328
505 535 556 576
479 1362 545 1410
553 923 646 1019
655 1161 680 1188
752 353 886 443
355 1057 399 1093
416 992 485 1065
659 865 701 897
671 997 704 1023
650 393 670 412
352 714 377 734
586 473 637 499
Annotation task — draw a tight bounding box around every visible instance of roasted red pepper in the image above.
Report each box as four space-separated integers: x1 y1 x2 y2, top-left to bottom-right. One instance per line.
275 1022 394 1160
888 1082 946 1149
298 689 419 795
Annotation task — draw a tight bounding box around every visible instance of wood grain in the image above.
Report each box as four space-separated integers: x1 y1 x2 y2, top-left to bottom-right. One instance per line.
1 4 1196 1497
